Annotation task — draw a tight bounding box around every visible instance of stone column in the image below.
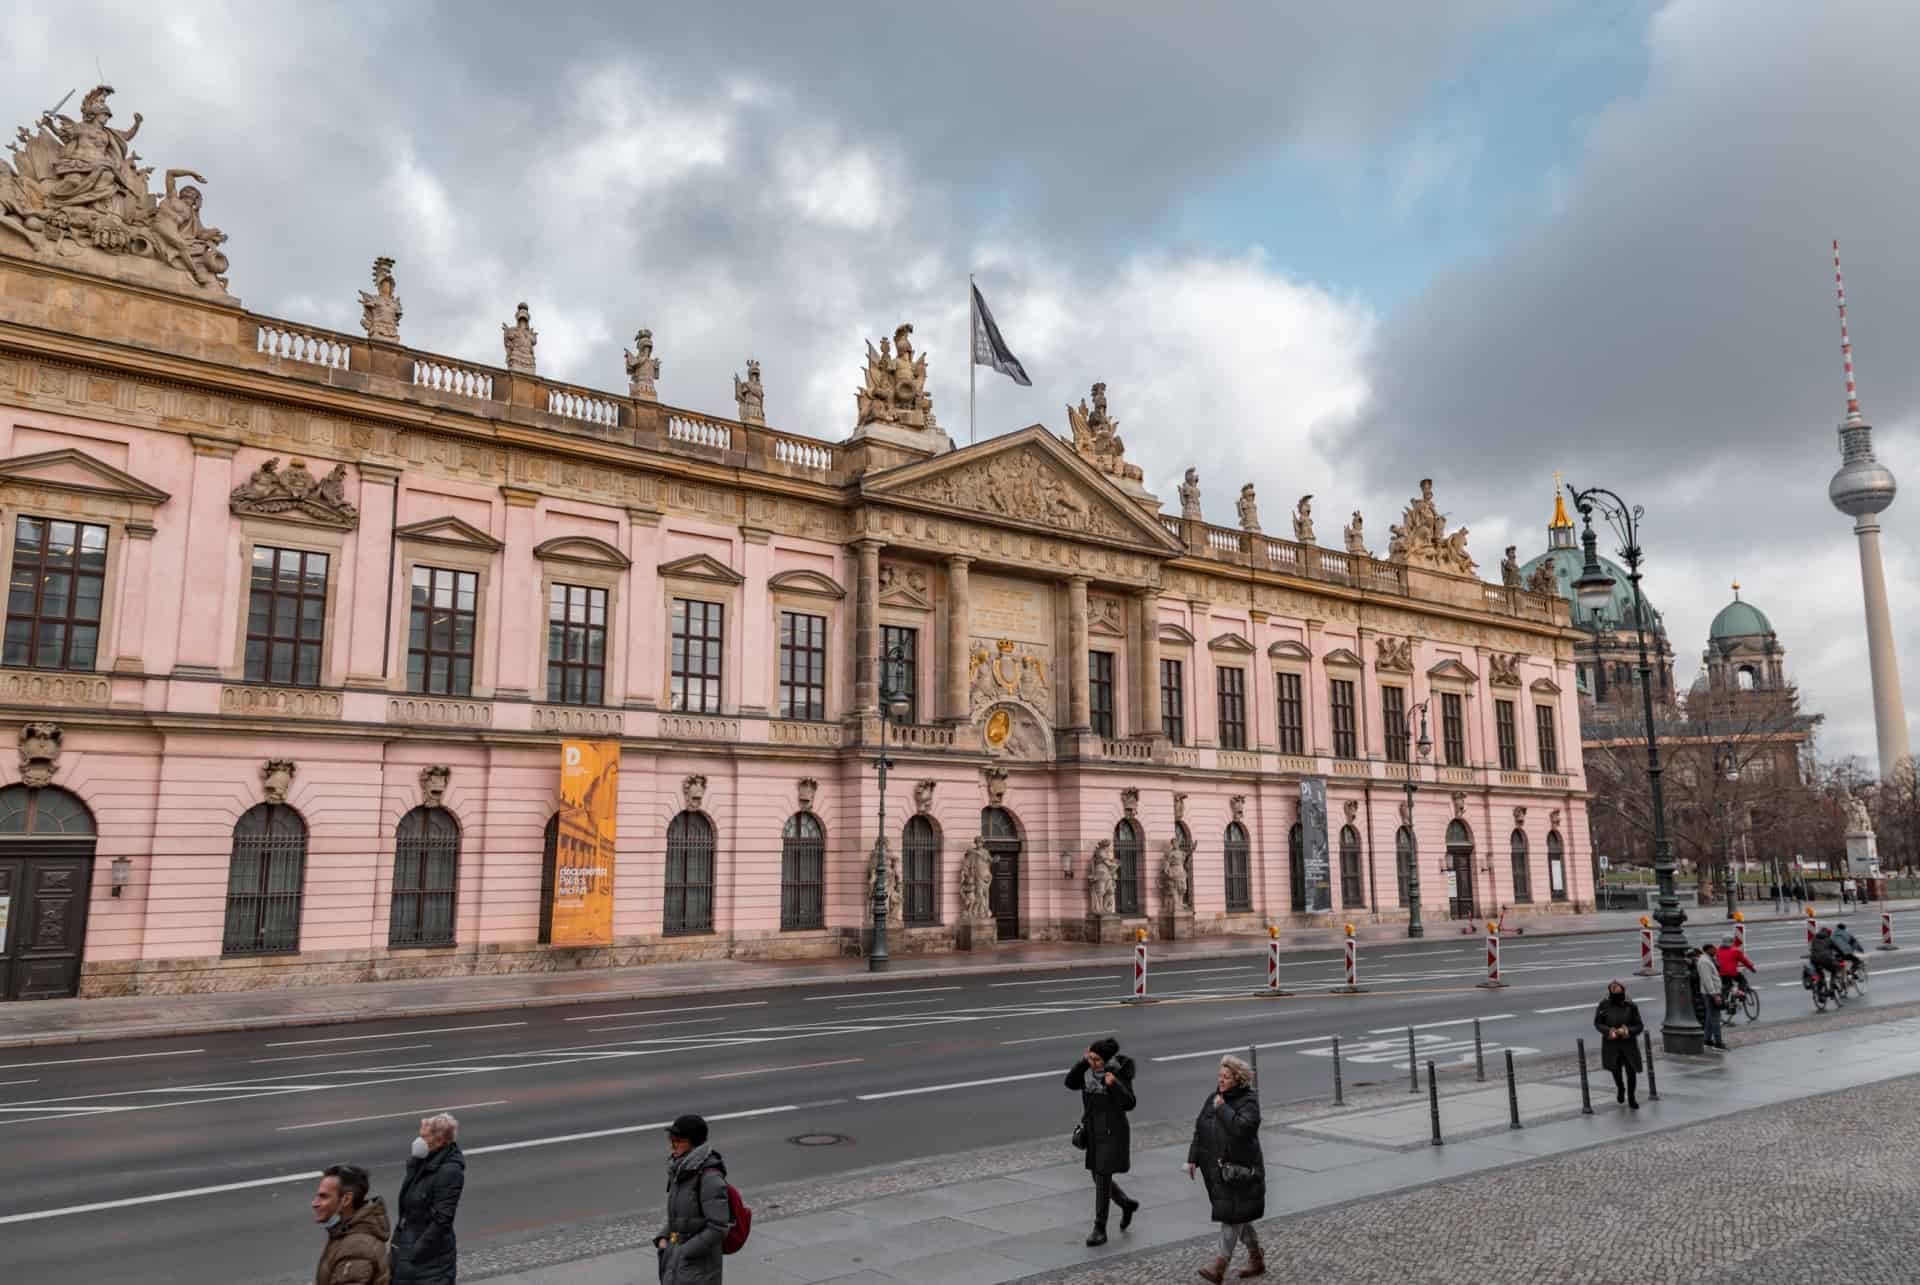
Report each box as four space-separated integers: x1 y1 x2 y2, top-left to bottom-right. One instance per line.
171 436 238 676
1855 515 1913 772
1135 586 1161 736
494 486 540 698
853 539 883 716
1305 619 1329 755
945 555 972 722
1067 575 1092 731
344 464 400 686
110 521 156 674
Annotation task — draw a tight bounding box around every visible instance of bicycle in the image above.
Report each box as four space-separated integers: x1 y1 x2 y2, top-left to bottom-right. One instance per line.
1724 975 1760 1023
1842 956 1869 998
1809 966 1847 1012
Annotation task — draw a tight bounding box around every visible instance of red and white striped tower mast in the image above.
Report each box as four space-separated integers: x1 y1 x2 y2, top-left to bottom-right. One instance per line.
1826 242 1911 777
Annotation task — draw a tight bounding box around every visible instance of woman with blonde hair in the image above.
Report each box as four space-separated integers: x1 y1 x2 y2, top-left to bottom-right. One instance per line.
1187 1055 1264 1281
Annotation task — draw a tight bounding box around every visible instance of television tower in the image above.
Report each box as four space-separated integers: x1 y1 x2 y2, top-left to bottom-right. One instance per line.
1826 241 1912 774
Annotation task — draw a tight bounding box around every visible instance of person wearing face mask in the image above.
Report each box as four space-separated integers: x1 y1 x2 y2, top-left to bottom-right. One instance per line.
312 1163 392 1285
391 1113 464 1285
1065 1036 1138 1247
1593 980 1646 1108
656 1113 732 1284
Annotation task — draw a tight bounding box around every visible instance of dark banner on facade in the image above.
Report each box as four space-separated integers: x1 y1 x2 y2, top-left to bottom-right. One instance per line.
1299 776 1332 912
552 740 619 947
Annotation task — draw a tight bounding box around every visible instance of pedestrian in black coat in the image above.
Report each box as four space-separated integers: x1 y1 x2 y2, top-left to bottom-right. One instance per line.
1065 1036 1138 1246
392 1113 465 1284
1187 1055 1266 1282
1593 980 1645 1109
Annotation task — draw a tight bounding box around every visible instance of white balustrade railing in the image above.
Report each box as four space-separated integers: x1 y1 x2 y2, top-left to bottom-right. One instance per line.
667 415 734 450
771 435 834 471
257 325 351 370
1207 527 1245 554
412 359 494 400
547 388 620 427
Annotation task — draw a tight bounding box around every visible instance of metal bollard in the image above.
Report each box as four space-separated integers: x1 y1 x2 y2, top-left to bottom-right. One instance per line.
1576 1038 1594 1115
1248 1044 1259 1087
1505 1050 1522 1130
1643 1030 1659 1101
1473 1018 1486 1082
1332 1035 1345 1106
1427 1060 1443 1146
1407 1026 1419 1093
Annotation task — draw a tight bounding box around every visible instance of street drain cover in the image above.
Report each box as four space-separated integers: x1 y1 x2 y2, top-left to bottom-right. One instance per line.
790 1133 851 1147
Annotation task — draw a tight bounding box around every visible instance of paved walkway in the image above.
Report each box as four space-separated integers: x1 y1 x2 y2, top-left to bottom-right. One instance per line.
476 1009 1920 1284
4 897 1902 1049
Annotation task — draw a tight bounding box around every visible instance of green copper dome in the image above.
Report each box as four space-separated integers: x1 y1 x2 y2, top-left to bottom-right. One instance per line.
1708 591 1772 640
1517 546 1665 636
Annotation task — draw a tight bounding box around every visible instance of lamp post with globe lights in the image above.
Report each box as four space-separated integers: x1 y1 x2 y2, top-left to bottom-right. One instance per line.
1566 482 1704 1055
867 644 913 972
1401 699 1434 938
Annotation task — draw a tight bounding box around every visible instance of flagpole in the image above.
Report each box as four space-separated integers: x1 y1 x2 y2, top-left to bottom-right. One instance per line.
968 273 977 446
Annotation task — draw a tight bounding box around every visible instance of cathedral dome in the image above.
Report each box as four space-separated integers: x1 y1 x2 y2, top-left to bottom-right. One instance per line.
1708 587 1772 641
1517 545 1665 637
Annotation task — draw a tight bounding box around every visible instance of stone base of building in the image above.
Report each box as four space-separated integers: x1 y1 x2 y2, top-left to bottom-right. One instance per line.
1160 909 1197 940
956 918 998 951
1080 913 1148 945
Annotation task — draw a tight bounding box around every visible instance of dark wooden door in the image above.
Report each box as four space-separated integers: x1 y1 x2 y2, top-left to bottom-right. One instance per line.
982 807 1021 939
1448 844 1477 921
0 852 94 1001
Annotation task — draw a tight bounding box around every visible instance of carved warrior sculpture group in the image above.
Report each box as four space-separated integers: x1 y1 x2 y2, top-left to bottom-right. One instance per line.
0 86 230 296
229 457 358 528
1066 382 1143 484
857 323 935 430
1387 477 1477 576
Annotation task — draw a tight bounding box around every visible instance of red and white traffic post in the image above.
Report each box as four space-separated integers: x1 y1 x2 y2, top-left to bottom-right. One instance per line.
1255 924 1292 996
1124 928 1149 1002
1478 919 1507 989
1334 923 1363 993
1806 905 1817 948
1881 910 1898 952
1635 916 1656 977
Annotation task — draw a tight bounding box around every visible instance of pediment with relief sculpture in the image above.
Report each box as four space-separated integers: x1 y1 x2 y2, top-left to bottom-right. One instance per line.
862 426 1180 554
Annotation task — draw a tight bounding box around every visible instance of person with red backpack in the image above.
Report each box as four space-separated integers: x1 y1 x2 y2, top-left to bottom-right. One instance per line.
656 1114 748 1283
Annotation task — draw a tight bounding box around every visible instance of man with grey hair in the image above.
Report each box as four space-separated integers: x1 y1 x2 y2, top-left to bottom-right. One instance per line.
391 1113 465 1285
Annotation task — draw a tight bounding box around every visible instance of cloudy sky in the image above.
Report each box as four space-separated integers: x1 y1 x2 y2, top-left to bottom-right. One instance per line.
12 1 1920 763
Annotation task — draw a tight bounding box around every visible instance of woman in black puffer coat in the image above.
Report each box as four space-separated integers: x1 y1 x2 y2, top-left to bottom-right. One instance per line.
392 1113 466 1284
1187 1055 1265 1281
1065 1036 1138 1247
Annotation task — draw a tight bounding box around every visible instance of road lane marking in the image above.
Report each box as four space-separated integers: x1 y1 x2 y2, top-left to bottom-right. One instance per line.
0 1048 205 1071
585 1016 732 1033
564 1001 768 1022
1534 1003 1595 1014
264 1022 526 1047
856 1070 1060 1100
0 1079 38 1088
803 987 960 1002
834 998 955 1012
277 1100 508 1132
1368 1015 1513 1034
1000 1030 1120 1046
990 975 1118 988
700 1059 864 1080
0 1170 327 1225
1152 1036 1333 1063
252 1044 433 1064
466 1103 800 1156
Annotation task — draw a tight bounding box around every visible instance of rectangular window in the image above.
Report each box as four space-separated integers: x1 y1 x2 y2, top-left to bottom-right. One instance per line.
245 545 329 687
1089 650 1116 738
1276 672 1305 754
779 611 828 720
1537 704 1560 773
670 598 725 713
4 516 107 672
1496 699 1519 771
1442 692 1466 766
1216 667 1247 749
407 566 478 696
1382 686 1407 763
546 583 608 706
1160 657 1185 744
881 624 917 723
1330 679 1357 759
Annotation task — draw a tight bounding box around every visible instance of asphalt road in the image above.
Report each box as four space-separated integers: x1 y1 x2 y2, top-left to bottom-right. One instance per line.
2 918 1912 1283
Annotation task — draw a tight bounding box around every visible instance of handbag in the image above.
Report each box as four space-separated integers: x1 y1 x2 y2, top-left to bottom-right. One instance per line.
1071 1121 1088 1150
1217 1160 1260 1185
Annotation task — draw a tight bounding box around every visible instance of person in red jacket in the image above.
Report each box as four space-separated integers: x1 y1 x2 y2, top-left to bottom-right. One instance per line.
1717 935 1757 1012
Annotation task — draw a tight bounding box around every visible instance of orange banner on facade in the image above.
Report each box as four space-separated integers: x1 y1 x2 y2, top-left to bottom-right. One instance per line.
552 740 619 946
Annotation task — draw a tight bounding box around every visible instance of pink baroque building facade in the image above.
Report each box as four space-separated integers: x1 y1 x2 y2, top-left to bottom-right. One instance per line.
0 88 1591 1000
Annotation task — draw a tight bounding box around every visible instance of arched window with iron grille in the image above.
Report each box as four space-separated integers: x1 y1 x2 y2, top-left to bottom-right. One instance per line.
665 810 716 934
222 804 308 956
1339 824 1365 907
390 806 460 947
1223 821 1251 912
781 813 826 931
1510 829 1533 904
1113 818 1142 915
902 815 939 925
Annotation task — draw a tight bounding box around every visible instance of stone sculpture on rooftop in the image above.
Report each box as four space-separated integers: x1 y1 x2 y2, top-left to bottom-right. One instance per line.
734 359 766 424
1389 477 1477 576
856 323 933 429
1344 510 1368 556
1178 468 1203 520
1 85 231 298
1293 495 1315 544
1501 545 1522 588
624 328 660 400
358 257 402 342
1067 382 1144 483
502 302 537 373
1237 484 1261 534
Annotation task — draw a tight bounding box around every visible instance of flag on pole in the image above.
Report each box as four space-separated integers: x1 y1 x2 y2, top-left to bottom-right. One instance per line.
970 283 1032 386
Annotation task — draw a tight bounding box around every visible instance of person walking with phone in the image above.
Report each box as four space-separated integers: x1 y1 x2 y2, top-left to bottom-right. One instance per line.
1065 1036 1138 1247
1187 1055 1265 1281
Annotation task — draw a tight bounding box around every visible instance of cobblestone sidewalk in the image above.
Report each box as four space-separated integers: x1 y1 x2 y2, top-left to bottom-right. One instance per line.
1034 1072 1920 1285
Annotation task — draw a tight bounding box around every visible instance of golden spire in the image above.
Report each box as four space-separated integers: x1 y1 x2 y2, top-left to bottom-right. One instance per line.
1549 470 1573 530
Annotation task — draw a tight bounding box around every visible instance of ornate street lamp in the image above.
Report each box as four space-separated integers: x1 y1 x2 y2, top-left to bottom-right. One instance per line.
1720 741 1740 920
869 645 912 972
1402 699 1434 938
1566 482 1704 1054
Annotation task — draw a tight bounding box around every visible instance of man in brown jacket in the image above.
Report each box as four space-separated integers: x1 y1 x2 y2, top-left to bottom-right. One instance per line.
311 1163 393 1285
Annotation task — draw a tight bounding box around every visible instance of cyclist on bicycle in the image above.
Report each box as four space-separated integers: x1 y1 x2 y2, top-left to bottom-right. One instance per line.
1831 922 1867 982
1716 935 1756 1008
1809 926 1846 992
